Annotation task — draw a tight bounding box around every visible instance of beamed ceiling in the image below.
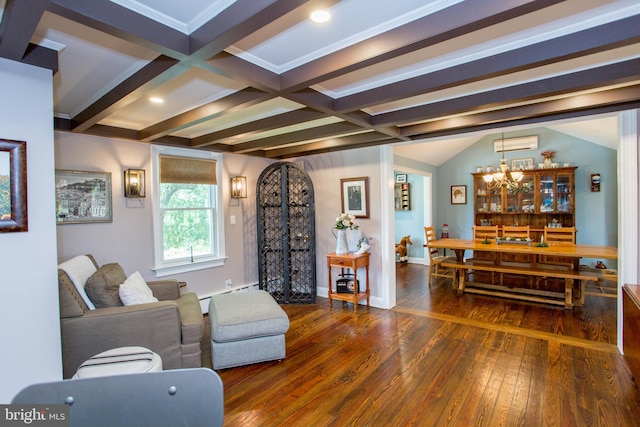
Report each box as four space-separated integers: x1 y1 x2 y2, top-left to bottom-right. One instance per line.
0 0 639 161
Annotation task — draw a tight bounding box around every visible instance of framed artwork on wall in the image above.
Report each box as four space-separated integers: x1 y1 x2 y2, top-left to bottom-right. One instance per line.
395 174 407 183
451 185 467 205
0 138 28 232
55 170 113 224
340 177 369 218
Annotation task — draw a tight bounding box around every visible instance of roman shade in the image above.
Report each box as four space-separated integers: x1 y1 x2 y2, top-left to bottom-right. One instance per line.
160 155 217 185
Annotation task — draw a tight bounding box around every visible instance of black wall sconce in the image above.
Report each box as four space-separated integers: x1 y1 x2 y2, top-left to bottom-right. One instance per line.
124 169 145 198
231 176 247 198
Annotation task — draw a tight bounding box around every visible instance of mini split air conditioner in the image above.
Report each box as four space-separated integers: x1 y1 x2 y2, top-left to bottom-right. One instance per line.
493 136 538 152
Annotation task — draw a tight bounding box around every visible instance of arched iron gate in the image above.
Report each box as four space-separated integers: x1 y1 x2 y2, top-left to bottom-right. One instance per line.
257 162 316 303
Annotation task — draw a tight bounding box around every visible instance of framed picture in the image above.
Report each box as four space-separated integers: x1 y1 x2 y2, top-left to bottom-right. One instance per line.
340 177 369 218
0 139 28 232
511 158 534 171
55 170 113 224
451 185 467 205
395 174 407 183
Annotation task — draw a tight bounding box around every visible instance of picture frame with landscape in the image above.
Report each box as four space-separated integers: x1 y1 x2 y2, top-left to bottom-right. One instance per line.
0 138 28 232
55 170 113 224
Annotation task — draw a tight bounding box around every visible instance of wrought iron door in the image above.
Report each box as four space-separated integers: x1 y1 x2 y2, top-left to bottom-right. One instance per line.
257 162 316 303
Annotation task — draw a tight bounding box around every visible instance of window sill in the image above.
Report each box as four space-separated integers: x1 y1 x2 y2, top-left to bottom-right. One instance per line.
152 257 227 277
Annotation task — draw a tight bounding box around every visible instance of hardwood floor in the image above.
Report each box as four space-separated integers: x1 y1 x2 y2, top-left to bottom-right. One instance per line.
207 263 640 426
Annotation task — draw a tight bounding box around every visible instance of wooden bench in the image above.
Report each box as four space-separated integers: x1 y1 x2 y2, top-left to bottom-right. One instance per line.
441 260 600 308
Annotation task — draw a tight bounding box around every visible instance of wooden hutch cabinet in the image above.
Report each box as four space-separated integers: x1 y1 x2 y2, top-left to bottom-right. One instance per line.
472 166 577 241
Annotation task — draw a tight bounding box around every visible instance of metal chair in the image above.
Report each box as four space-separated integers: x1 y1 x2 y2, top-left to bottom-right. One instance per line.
424 226 456 287
12 368 224 427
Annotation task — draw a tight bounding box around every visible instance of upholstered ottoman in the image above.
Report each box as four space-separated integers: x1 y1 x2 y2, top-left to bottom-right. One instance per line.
209 290 289 369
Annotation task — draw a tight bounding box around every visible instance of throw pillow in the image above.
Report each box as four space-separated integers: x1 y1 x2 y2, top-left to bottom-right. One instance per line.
119 271 159 306
58 255 98 310
85 263 126 308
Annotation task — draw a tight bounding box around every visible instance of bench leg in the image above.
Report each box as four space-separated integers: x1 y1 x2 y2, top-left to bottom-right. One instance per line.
564 279 574 309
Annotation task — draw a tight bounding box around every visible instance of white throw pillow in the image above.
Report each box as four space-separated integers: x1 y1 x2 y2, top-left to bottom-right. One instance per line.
119 271 159 306
59 255 97 310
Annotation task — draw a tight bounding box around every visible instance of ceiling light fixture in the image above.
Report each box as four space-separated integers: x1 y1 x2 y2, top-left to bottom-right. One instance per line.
149 97 164 104
483 133 524 191
310 9 331 23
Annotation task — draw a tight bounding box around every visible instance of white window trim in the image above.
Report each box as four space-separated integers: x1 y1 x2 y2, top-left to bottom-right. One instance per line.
151 145 226 277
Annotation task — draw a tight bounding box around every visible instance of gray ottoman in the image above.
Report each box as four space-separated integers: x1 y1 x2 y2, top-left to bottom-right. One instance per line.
209 290 290 369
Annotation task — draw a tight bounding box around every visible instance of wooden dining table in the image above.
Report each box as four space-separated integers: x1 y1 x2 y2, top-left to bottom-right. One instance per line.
427 238 618 263
426 238 618 307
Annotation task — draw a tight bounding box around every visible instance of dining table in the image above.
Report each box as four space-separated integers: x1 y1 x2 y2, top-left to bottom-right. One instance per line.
426 238 618 308
427 238 618 264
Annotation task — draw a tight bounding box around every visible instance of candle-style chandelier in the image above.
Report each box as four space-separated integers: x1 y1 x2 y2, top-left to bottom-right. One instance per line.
483 133 524 191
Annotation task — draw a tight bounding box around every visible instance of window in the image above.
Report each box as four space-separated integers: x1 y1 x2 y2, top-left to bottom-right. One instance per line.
151 146 225 276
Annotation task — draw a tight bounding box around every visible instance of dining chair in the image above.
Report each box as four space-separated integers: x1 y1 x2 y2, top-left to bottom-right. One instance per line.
469 225 500 283
544 226 576 244
473 225 499 241
501 225 530 240
424 226 456 287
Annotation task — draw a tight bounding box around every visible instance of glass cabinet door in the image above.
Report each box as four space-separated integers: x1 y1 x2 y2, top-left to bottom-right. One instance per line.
556 172 572 213
539 173 554 213
520 175 535 213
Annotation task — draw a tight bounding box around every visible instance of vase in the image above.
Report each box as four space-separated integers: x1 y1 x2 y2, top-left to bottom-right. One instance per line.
543 157 553 168
335 229 349 254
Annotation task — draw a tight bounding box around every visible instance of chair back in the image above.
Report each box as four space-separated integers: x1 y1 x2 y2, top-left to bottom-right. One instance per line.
424 226 440 260
473 225 499 241
544 226 576 244
501 225 530 240
12 368 224 427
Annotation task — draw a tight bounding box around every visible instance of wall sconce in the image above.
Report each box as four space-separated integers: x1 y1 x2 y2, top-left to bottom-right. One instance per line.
231 176 247 198
124 169 145 198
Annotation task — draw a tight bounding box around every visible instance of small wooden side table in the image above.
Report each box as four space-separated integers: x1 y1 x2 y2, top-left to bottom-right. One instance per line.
326 252 370 312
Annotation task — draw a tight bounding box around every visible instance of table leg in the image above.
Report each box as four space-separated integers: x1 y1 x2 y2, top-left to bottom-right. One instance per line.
328 266 333 307
353 269 358 313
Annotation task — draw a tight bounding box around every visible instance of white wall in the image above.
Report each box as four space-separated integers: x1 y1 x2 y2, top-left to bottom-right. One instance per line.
0 59 60 402
297 147 386 308
55 133 274 299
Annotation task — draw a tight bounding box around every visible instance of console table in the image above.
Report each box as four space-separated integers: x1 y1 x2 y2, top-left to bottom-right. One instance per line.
326 252 370 313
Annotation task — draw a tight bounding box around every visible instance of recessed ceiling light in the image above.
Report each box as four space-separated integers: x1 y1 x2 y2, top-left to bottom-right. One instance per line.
149 97 164 104
310 9 331 23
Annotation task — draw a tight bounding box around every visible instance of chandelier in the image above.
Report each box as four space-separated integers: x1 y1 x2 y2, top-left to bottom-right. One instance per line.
483 133 524 191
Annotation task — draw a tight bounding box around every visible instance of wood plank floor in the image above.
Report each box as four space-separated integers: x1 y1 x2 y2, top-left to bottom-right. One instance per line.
204 263 640 426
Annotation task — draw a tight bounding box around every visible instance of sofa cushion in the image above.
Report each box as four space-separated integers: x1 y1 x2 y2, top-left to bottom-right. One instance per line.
59 255 98 310
119 271 159 306
84 263 126 308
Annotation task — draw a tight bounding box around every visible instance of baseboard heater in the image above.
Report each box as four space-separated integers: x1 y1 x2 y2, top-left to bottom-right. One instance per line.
199 283 260 314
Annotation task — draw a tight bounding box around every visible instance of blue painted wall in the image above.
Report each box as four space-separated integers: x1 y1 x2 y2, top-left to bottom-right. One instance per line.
394 173 425 258
436 128 617 247
395 127 618 264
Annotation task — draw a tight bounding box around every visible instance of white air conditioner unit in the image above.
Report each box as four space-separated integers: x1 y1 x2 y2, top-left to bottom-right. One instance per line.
494 136 538 153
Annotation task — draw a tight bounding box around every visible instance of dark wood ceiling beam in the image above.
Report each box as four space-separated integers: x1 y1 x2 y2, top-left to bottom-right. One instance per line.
401 85 640 138
0 0 49 61
231 122 363 153
264 132 397 159
190 0 325 60
285 89 407 140
375 58 640 127
71 56 184 132
335 14 640 113
279 0 565 92
153 136 232 152
47 0 189 57
191 108 325 147
21 43 58 73
140 88 272 141
206 52 280 92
